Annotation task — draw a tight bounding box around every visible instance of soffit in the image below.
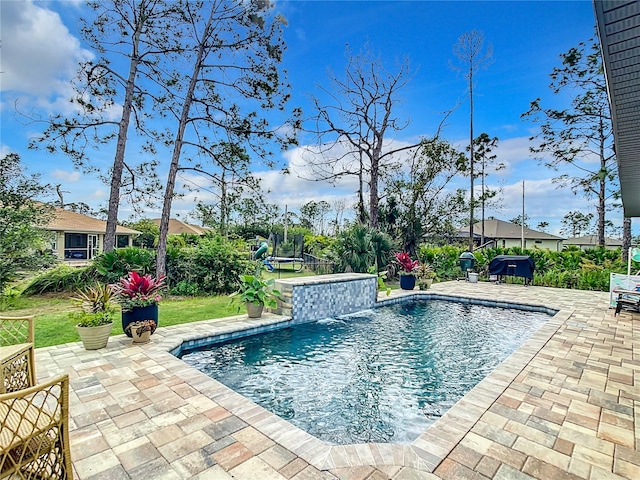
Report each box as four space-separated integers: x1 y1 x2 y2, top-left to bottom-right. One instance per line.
595 0 640 217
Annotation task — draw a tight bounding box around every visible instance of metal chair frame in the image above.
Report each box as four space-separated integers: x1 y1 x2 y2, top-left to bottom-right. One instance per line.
0 316 36 394
0 374 73 479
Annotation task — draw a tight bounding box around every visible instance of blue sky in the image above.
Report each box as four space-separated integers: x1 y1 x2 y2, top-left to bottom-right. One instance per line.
2 0 618 236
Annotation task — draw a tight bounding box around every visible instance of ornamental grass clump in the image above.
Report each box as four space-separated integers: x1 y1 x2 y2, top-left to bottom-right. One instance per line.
112 271 166 312
69 282 116 327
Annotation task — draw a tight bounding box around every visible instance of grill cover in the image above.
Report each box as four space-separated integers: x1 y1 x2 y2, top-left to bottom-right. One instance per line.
488 255 535 279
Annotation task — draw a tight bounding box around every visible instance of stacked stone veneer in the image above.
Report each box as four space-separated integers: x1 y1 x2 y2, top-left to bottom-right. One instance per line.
275 273 377 322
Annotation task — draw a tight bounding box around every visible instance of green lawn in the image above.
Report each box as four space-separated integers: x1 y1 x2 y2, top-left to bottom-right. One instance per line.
1 267 314 348
2 295 239 348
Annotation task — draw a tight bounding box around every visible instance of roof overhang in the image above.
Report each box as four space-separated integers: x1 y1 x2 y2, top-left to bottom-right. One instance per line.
595 0 640 217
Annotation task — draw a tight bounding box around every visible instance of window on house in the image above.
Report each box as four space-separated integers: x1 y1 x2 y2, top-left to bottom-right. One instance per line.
116 235 129 248
64 233 88 259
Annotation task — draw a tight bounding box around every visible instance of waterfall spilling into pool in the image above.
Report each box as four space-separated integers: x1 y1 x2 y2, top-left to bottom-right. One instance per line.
181 299 550 445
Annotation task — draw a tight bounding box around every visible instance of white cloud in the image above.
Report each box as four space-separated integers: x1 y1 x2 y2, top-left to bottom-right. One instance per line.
286 137 419 184
88 189 107 200
262 169 358 212
164 158 360 220
50 169 81 182
0 1 92 100
486 178 593 235
492 136 536 176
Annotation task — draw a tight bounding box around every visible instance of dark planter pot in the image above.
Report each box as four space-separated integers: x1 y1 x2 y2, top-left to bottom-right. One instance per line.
122 304 158 338
399 274 416 290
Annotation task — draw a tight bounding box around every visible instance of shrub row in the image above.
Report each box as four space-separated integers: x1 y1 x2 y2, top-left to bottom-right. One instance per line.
418 244 626 291
23 236 628 296
23 236 250 296
166 236 250 295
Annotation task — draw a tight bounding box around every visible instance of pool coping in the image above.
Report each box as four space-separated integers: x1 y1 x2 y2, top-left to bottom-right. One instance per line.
161 289 571 473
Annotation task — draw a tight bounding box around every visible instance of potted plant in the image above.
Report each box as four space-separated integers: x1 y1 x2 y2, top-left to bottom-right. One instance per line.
230 270 282 318
128 319 155 344
368 266 391 296
395 252 419 290
417 264 437 290
70 282 116 350
112 271 166 338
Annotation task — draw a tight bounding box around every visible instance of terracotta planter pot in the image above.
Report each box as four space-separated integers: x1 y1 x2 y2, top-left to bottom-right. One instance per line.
129 323 152 344
76 323 113 350
122 304 158 338
245 302 264 318
419 278 433 290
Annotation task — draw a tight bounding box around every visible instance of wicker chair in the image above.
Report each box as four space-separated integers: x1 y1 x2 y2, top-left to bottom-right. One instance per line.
0 316 35 347
0 316 36 393
0 374 73 479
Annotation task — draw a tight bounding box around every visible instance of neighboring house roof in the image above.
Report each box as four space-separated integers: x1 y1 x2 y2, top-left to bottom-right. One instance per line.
45 207 140 235
564 235 624 248
459 219 564 240
150 218 209 235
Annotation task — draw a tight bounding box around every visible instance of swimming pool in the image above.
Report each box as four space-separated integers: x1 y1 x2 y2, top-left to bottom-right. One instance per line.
181 299 550 445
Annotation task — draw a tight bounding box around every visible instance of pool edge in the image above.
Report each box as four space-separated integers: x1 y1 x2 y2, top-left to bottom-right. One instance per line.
162 287 570 474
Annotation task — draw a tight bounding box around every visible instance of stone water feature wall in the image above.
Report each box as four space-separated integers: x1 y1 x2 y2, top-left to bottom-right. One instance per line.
275 273 377 322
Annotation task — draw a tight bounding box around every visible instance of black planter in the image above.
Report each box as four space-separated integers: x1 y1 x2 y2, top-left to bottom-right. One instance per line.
399 274 416 290
122 304 158 337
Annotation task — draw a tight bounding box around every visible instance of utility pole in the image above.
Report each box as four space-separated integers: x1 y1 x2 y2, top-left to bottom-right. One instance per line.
521 180 525 250
451 30 493 252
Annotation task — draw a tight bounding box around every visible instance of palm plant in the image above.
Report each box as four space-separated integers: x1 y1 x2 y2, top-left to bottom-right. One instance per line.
334 224 393 273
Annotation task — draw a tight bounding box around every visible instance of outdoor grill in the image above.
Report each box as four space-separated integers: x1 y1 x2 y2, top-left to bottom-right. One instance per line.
488 255 535 285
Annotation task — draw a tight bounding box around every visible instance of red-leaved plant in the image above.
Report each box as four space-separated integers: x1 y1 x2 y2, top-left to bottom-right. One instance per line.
395 252 419 275
112 271 166 312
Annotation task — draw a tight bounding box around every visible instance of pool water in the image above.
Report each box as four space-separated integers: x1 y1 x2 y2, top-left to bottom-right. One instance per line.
181 300 549 445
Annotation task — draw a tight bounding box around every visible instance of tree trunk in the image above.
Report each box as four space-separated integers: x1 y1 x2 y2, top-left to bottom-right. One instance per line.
369 128 385 229
369 158 379 229
468 69 475 252
104 21 143 252
357 153 366 224
622 217 631 263
481 157 485 247
220 171 227 237
597 176 605 247
597 117 606 247
156 6 214 278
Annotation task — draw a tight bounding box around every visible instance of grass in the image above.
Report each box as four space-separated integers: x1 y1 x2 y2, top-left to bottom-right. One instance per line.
1 267 314 348
2 295 239 348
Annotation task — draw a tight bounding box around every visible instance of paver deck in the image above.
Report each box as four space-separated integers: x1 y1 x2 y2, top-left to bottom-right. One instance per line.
32 281 639 479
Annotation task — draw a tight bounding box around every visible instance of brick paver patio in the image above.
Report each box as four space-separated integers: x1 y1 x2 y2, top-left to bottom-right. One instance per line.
33 281 638 479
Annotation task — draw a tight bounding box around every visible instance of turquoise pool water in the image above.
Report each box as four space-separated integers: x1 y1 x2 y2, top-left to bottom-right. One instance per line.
181 299 550 445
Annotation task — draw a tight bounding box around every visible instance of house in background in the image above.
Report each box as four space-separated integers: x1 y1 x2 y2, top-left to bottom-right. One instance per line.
150 218 209 236
44 207 140 262
458 219 564 251
563 235 623 251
